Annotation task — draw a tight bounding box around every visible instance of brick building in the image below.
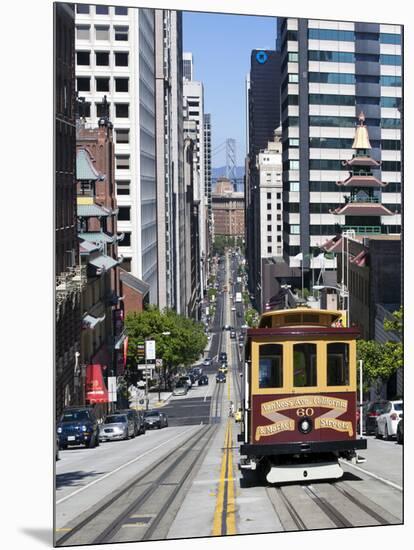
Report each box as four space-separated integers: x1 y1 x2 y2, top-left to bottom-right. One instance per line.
212 177 245 237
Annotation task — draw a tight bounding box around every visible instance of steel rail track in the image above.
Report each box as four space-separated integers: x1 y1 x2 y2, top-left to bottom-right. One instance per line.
56 425 217 546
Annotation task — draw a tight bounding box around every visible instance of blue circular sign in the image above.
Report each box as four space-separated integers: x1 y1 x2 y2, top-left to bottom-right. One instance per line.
256 50 268 64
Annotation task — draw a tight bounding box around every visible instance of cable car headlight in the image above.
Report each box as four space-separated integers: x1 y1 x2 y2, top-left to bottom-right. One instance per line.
299 417 313 434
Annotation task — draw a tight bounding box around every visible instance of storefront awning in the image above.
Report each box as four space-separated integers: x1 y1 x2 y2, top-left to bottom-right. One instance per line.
85 364 109 404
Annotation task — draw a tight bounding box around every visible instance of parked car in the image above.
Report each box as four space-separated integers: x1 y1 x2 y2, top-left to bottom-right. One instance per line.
144 411 168 429
116 409 145 436
99 414 135 442
216 372 226 383
203 358 212 367
192 366 203 377
57 407 100 449
198 375 209 386
230 330 236 339
397 416 403 444
364 400 389 435
219 352 227 362
222 324 231 331
173 382 188 396
376 400 403 440
179 375 192 389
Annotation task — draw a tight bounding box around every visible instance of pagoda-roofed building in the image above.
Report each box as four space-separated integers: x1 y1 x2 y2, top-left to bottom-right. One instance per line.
330 112 394 236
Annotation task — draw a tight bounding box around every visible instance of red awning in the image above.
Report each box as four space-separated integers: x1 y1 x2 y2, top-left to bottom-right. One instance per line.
86 364 109 403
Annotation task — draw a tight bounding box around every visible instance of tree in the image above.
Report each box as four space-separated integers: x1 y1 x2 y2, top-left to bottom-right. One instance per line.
383 306 403 335
124 307 207 390
245 307 259 328
357 339 402 396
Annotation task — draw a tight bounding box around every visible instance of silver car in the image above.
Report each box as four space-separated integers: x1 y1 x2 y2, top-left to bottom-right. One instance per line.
99 414 135 442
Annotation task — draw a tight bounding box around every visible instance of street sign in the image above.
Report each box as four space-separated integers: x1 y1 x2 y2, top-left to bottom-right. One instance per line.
107 376 117 403
145 340 156 361
137 341 145 364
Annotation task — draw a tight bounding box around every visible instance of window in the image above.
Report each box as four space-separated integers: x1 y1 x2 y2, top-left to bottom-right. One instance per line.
116 155 130 169
355 53 379 62
95 5 109 14
115 6 128 15
267 192 271 199
259 344 283 388
115 103 129 118
267 246 272 254
327 343 349 386
96 77 110 92
309 116 356 127
291 225 300 234
308 28 355 41
114 26 129 41
289 138 299 148
277 193 281 199
309 137 354 149
116 180 130 195
76 25 90 40
288 52 299 62
288 73 299 83
76 51 90 65
267 236 272 242
267 225 272 231
95 25 110 40
118 206 131 221
290 160 299 170
356 75 380 84
381 97 401 109
309 94 355 106
293 343 317 387
290 181 299 192
308 50 355 63
380 75 402 87
267 214 272 221
277 214 282 221
267 203 272 210
116 129 130 143
115 52 129 66
96 102 109 117
77 77 90 92
277 225 281 231
308 73 355 84
381 119 401 129
121 232 131 246
381 139 401 150
77 4 90 14
380 33 401 45
96 51 109 66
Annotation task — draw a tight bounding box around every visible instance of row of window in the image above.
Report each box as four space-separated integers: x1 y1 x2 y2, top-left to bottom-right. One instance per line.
306 29 401 44
266 246 283 255
76 24 129 41
284 180 401 193
76 4 128 15
77 75 129 92
307 50 401 65
259 342 350 389
307 73 402 86
267 224 282 232
78 101 130 118
284 94 401 109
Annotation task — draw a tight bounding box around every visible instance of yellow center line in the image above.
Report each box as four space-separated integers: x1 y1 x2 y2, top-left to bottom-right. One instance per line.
211 419 237 536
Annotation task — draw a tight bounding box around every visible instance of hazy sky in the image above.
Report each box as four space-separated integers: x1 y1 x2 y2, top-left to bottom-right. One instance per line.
183 11 277 169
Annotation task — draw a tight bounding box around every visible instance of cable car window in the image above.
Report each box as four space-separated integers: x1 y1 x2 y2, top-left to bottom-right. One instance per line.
293 343 317 387
327 343 350 386
259 344 283 388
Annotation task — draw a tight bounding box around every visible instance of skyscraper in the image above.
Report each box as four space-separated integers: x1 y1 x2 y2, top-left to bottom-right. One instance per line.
204 113 212 256
278 18 402 281
245 48 281 305
182 51 193 81
75 4 159 303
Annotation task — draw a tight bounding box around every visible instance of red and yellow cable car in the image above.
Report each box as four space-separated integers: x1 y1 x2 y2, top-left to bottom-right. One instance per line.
239 308 367 484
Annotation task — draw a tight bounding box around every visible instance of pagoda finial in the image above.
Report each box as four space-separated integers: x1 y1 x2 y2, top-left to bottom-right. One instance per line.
352 112 371 150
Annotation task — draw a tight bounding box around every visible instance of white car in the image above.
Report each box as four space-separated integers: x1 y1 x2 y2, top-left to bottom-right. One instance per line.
376 400 403 440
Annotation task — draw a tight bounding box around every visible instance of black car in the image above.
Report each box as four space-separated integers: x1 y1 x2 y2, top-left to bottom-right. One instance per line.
116 409 146 436
219 352 227 362
144 411 169 429
57 407 100 449
198 375 209 386
397 417 403 444
364 400 388 435
216 372 226 383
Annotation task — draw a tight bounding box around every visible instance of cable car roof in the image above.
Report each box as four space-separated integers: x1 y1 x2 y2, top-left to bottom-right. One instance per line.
258 308 344 329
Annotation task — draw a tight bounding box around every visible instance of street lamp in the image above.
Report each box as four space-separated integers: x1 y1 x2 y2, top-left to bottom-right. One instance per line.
312 284 350 327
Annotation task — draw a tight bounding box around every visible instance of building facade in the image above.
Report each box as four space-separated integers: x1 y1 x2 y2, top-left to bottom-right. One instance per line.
204 113 212 259
245 48 281 303
182 51 193 81
278 18 402 280
75 4 159 303
55 2 82 417
212 178 245 237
